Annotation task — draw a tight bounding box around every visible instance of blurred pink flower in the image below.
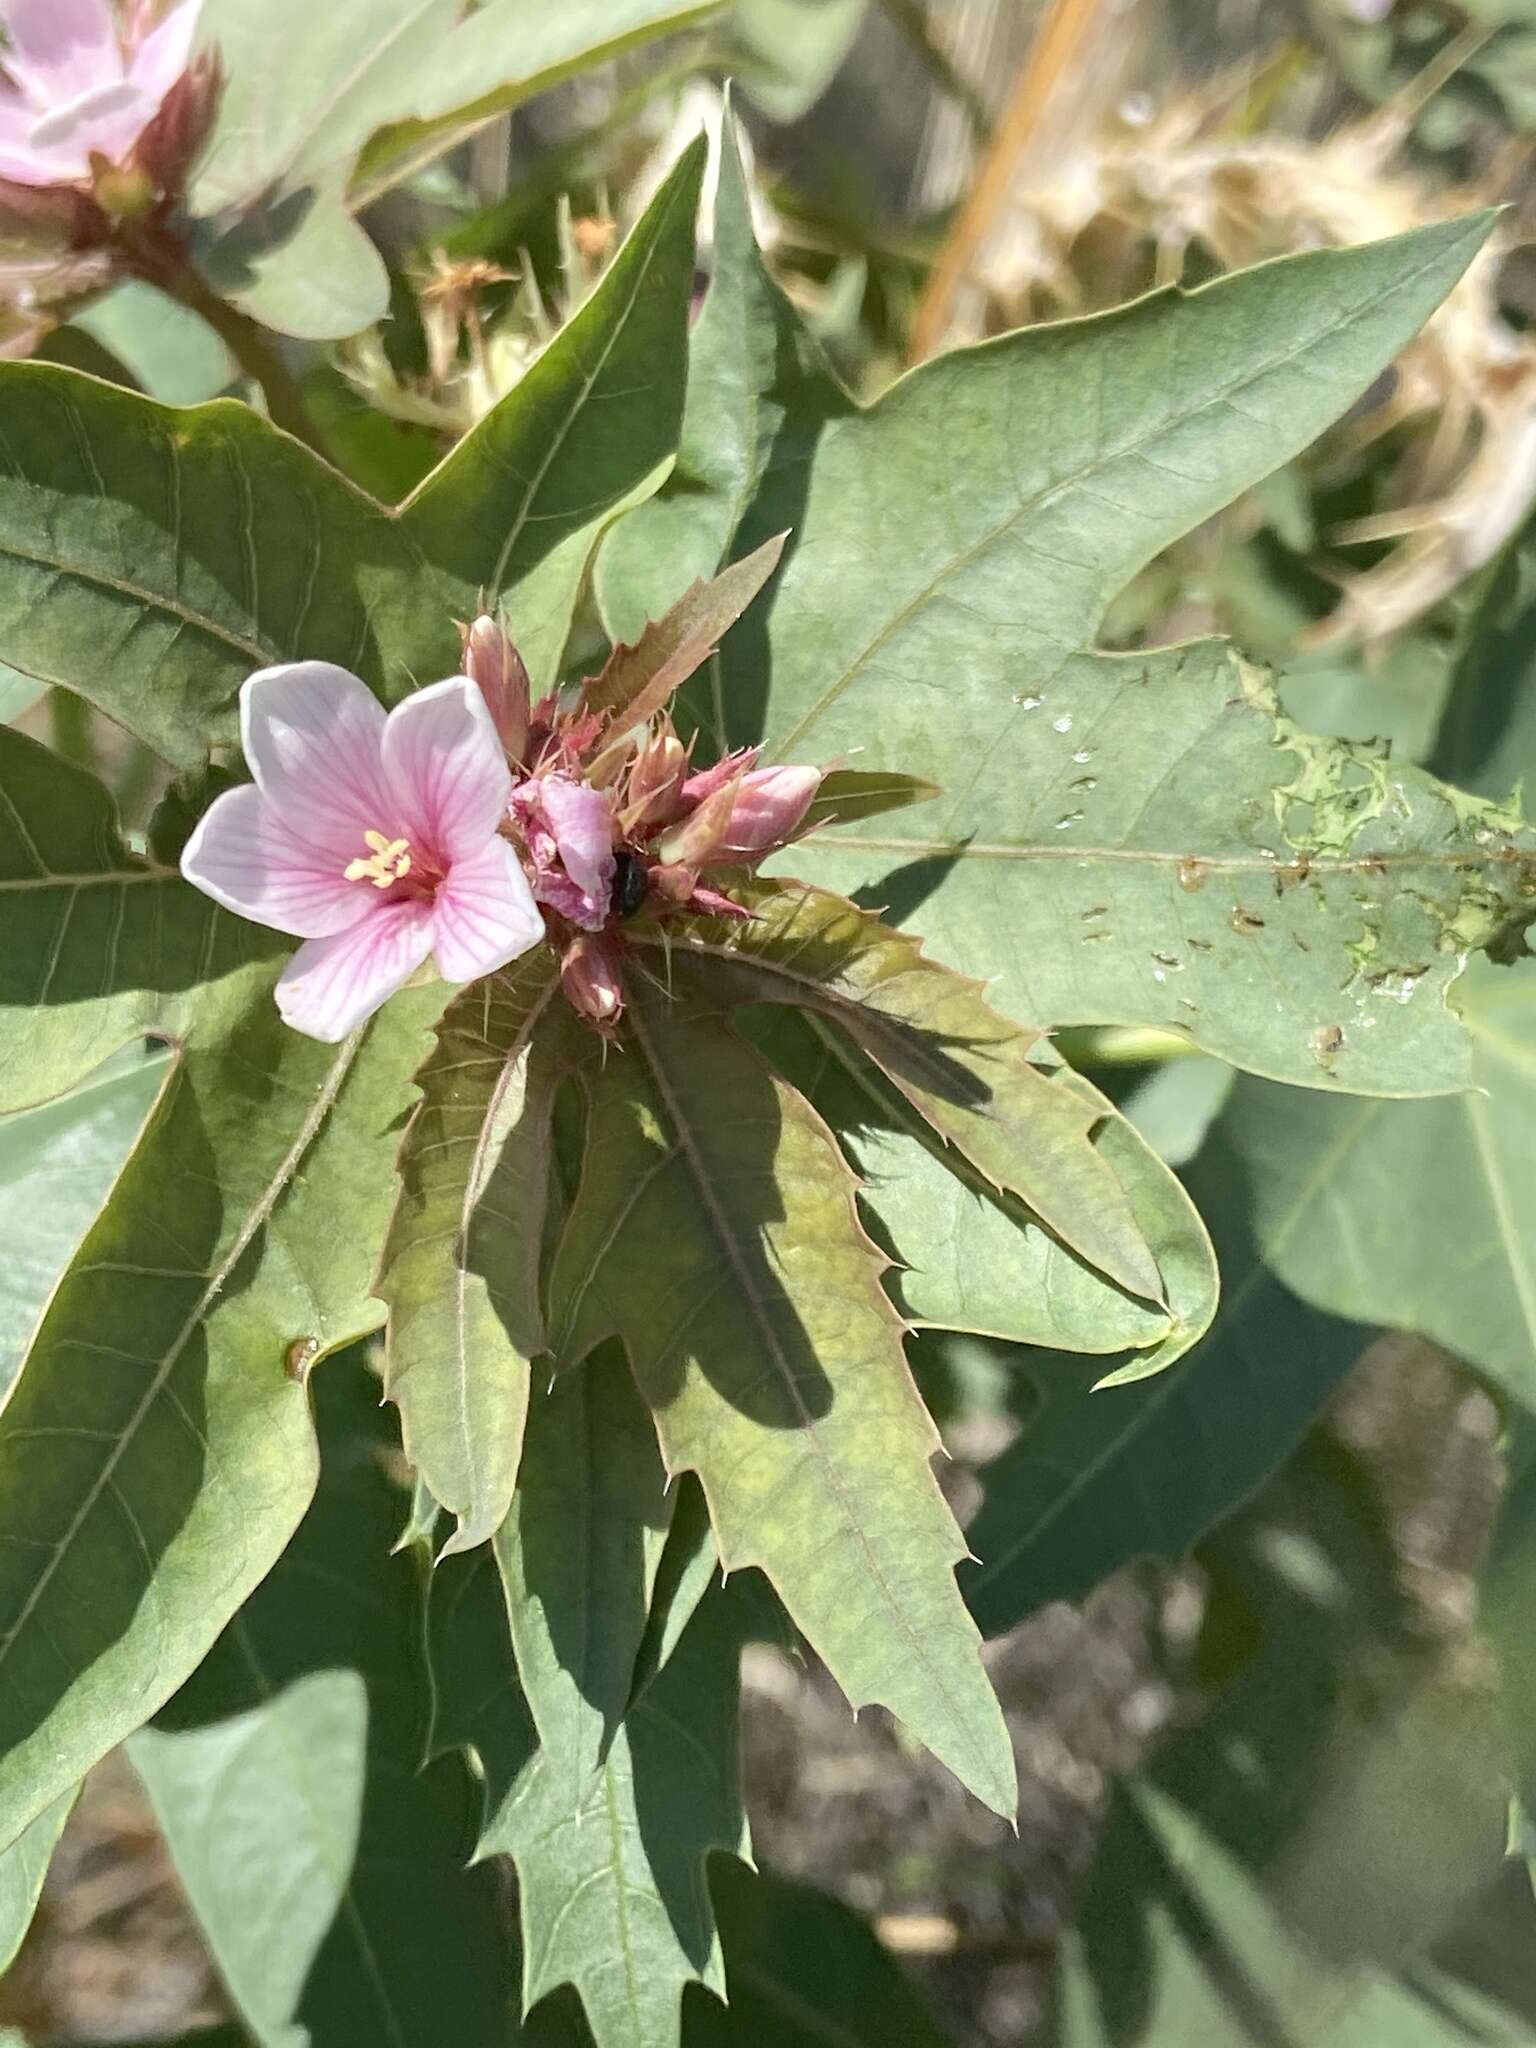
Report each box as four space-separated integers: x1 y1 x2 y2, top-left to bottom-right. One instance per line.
0 0 201 186
181 663 544 1042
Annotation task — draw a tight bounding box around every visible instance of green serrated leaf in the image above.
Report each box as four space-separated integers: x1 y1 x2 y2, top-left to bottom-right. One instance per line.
129 1355 513 2048
606 125 1517 1090
965 1127 1372 1638
749 1005 1205 1363
494 1344 676 1787
0 1047 168 1395
0 967 442 1853
548 983 1016 1815
0 1786 75 1975
632 880 1165 1303
486 1584 749 2048
379 956 562 1555
1212 510 1536 1403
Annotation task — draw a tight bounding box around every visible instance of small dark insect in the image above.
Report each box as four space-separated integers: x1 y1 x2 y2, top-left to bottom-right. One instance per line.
612 851 650 919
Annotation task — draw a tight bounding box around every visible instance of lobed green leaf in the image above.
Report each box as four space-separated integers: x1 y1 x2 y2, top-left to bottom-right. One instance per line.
548 982 1016 1815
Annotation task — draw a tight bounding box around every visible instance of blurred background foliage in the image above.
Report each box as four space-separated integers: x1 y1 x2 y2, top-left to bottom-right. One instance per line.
10 0 1536 2042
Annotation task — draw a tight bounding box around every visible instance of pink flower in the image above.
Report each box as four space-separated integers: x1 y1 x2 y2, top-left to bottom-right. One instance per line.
181 662 545 1042
511 773 616 932
0 0 201 187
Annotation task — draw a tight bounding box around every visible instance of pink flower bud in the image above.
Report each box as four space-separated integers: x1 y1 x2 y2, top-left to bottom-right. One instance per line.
623 730 688 830
131 49 222 204
654 774 743 868
679 746 759 809
561 933 625 1028
460 614 530 763
648 861 697 905
718 765 823 859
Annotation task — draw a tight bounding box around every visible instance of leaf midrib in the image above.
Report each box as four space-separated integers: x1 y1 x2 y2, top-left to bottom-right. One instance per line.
625 999 990 1778
813 833 1530 876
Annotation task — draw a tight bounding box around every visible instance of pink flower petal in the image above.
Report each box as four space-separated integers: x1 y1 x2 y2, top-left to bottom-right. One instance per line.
531 868 609 934
3 0 120 101
275 901 435 1043
431 836 544 984
538 775 614 904
380 675 512 867
179 783 371 938
0 138 56 181
240 663 397 867
128 0 200 102
27 77 155 171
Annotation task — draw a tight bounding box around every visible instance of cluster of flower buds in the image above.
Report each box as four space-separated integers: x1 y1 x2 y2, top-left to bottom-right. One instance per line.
460 612 824 1030
0 0 219 332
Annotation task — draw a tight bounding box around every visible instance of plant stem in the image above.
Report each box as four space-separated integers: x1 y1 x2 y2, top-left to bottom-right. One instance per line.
159 261 328 455
118 222 328 456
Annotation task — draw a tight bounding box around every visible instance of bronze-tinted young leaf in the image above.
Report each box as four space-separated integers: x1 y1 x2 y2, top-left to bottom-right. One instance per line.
630 880 1165 1304
378 956 563 1556
548 984 1016 1816
584 533 788 740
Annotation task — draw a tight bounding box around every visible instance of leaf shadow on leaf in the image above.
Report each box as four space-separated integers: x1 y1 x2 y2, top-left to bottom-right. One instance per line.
195 181 321 296
557 1013 836 1430
845 843 967 929
136 1350 510 2047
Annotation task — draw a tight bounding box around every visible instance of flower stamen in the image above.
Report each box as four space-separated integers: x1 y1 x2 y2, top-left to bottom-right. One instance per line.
345 830 413 889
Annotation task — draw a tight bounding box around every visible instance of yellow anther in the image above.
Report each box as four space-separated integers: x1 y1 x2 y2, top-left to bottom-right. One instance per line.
344 830 413 889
